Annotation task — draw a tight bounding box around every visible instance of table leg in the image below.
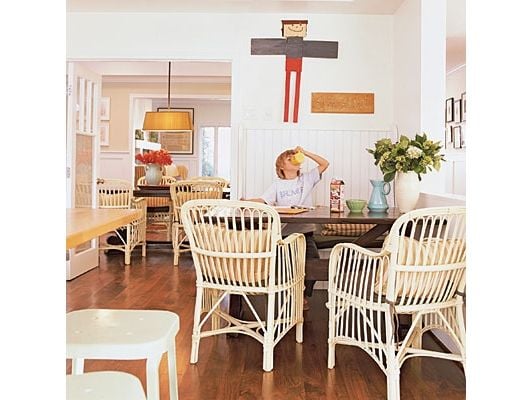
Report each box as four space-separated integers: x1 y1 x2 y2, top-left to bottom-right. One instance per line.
355 223 392 247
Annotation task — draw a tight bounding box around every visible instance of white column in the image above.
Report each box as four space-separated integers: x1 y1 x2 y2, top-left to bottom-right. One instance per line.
393 0 446 194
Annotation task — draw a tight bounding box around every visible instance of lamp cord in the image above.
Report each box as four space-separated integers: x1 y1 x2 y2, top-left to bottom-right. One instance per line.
167 61 171 110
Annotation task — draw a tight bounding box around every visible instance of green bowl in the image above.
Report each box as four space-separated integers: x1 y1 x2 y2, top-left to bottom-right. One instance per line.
346 199 367 212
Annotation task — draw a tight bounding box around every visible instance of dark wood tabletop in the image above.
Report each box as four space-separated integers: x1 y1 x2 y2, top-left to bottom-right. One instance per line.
134 186 231 200
277 205 401 224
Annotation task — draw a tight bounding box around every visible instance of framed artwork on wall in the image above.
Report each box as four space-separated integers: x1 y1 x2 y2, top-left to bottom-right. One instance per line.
100 97 110 120
159 131 194 154
445 97 454 122
452 126 462 149
445 125 454 149
460 92 466 122
99 122 109 146
453 99 462 124
157 107 195 125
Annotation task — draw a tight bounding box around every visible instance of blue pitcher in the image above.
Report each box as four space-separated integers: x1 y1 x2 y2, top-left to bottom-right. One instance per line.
368 179 391 212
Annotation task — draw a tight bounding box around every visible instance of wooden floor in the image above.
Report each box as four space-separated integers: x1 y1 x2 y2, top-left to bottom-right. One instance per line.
66 243 466 400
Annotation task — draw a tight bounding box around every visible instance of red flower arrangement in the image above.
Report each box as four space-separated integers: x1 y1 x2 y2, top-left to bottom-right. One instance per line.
135 149 173 166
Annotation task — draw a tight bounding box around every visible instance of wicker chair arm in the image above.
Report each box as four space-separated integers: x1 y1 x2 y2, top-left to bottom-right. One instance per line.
274 233 306 285
328 243 389 301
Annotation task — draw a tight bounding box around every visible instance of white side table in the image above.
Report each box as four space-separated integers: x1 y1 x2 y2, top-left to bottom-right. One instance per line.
66 309 180 400
66 371 146 400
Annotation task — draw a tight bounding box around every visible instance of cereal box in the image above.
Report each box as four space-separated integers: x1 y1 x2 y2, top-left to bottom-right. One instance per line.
330 179 345 212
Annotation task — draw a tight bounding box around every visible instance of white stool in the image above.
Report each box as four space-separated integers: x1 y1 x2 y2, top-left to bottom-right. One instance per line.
66 309 180 400
66 371 146 400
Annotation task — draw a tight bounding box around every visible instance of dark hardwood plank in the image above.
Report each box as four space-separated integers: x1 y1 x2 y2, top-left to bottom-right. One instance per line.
66 240 465 400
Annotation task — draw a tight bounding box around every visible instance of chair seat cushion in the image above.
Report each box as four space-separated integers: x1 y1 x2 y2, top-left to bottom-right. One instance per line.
321 223 376 237
376 236 466 298
192 225 273 285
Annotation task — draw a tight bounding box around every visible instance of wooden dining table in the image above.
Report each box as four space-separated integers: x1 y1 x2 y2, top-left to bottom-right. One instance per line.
245 206 401 281
133 185 231 200
66 208 142 249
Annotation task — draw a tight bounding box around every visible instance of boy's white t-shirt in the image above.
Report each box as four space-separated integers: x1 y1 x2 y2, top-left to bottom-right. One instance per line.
260 167 321 235
261 167 321 207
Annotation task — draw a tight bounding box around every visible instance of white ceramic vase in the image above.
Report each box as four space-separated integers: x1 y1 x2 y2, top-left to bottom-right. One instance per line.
395 171 420 213
145 163 163 185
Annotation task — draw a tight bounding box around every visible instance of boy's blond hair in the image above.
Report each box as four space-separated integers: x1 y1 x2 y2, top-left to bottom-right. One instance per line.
275 149 300 179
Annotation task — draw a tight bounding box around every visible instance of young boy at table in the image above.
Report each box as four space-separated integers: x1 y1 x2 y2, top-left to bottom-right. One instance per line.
244 146 329 309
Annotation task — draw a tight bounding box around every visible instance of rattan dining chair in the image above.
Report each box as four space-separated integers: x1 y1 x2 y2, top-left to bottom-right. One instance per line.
137 175 177 241
169 180 224 266
97 179 147 265
181 199 306 371
327 206 466 400
189 176 230 188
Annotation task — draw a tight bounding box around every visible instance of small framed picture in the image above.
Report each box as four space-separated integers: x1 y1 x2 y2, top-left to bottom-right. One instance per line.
453 99 462 124
99 122 110 146
157 107 194 125
445 97 454 123
445 125 454 149
100 97 110 120
460 92 466 122
159 131 194 154
460 125 466 148
452 125 462 149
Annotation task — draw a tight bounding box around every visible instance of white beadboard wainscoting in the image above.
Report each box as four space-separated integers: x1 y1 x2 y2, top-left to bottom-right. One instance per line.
241 129 395 205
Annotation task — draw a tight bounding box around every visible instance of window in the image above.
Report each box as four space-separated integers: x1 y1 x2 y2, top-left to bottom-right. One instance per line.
200 127 231 180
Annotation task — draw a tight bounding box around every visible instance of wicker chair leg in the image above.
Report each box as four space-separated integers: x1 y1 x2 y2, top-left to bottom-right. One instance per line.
386 362 401 400
296 322 303 343
263 345 274 372
327 341 336 369
190 287 203 364
172 225 186 267
142 243 146 257
456 305 467 370
262 294 276 372
174 249 180 266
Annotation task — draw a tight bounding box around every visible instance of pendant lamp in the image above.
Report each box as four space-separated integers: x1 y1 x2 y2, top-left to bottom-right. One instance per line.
143 62 192 131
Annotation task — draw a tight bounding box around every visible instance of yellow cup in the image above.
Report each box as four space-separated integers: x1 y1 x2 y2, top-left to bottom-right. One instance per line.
291 152 305 165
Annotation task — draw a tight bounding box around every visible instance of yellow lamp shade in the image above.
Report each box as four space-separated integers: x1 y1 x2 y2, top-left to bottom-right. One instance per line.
143 111 192 131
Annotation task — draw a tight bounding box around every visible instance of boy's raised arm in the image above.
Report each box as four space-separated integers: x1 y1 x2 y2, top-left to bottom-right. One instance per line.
296 146 330 174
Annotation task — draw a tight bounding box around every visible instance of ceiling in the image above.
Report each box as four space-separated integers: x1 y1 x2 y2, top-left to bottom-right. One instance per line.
67 0 406 14
73 0 464 80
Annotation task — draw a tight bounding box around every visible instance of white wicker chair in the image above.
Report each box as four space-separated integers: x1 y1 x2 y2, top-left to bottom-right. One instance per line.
169 180 224 266
181 199 306 371
75 182 92 208
137 175 177 241
327 206 466 399
189 176 230 188
97 179 147 265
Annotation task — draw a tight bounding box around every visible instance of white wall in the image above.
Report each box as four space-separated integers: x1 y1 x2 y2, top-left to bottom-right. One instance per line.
393 0 447 194
444 60 466 196
68 10 456 199
393 0 421 136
